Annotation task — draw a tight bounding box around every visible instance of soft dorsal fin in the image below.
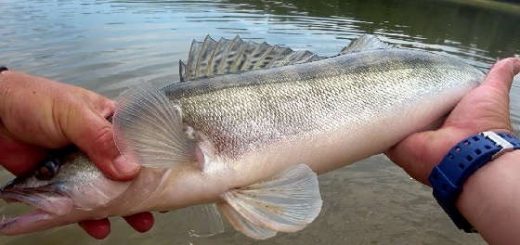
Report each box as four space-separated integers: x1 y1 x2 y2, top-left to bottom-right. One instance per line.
180 35 322 82
339 34 392 54
218 164 322 239
179 60 187 83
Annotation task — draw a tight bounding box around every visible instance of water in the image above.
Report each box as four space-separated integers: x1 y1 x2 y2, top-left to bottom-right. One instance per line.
0 0 519 244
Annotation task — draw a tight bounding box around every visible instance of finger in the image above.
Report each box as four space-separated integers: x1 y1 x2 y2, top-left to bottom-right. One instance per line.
123 212 154 233
0 125 47 176
63 103 140 181
482 57 520 94
78 218 111 240
80 89 117 119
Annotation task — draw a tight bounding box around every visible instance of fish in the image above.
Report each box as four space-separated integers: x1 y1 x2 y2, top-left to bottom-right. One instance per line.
0 35 484 239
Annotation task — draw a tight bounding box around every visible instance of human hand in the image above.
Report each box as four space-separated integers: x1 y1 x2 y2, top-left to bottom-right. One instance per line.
386 57 520 184
0 70 154 239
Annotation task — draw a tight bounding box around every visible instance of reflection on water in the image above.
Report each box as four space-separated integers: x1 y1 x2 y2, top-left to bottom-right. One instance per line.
0 0 518 244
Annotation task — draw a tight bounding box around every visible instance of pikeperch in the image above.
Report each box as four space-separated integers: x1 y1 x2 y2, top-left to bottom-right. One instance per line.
0 35 483 239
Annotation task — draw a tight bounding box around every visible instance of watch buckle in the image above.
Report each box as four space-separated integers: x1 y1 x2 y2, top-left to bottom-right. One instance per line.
482 131 514 159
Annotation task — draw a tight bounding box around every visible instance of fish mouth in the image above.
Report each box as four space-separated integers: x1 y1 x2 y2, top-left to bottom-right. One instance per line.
0 188 73 234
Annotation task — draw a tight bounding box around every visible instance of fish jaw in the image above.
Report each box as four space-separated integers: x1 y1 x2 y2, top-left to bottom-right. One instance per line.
0 151 137 235
0 189 75 235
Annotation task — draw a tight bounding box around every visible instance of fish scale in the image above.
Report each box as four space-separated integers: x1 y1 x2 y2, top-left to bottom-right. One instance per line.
173 49 479 158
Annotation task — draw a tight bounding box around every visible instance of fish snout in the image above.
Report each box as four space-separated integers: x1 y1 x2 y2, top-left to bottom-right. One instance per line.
0 183 74 235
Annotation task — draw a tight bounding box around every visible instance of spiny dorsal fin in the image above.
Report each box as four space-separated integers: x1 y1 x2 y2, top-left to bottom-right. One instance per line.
218 164 322 239
180 35 322 82
340 34 392 54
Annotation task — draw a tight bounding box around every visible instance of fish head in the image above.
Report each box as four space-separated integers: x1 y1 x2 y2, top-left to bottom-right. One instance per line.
0 150 130 235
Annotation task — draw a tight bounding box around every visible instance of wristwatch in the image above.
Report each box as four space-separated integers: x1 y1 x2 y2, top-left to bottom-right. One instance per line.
429 131 520 232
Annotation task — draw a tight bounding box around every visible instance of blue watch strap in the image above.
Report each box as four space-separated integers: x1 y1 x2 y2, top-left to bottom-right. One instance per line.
429 131 520 232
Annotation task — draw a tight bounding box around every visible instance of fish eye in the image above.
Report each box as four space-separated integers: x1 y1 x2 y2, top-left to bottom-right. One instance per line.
35 159 61 180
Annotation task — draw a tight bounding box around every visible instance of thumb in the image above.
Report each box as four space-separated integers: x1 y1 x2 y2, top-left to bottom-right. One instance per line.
481 57 520 93
62 100 140 181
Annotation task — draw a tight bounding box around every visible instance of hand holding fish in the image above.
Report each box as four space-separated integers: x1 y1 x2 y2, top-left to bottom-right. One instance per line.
386 57 520 183
386 57 520 244
0 70 154 239
0 36 494 240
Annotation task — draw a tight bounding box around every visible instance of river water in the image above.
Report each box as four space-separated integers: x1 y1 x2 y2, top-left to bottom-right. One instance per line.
0 0 519 244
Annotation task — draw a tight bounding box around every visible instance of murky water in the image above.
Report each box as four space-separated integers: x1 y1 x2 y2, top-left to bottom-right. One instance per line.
0 0 519 244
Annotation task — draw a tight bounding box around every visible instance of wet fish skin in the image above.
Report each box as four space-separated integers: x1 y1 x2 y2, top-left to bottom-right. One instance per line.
0 41 484 238
169 49 482 159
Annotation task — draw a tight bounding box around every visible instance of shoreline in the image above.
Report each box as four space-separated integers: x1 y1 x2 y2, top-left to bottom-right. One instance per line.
442 0 520 15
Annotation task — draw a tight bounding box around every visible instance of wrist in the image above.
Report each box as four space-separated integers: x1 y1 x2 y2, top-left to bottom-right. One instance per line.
429 131 520 233
457 150 520 244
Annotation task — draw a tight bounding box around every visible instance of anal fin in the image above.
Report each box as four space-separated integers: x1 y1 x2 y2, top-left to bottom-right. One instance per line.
217 164 322 239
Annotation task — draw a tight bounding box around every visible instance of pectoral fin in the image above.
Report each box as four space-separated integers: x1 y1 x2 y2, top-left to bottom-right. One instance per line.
113 85 197 168
217 164 322 239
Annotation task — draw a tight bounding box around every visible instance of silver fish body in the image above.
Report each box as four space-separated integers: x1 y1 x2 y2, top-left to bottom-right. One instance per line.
168 48 481 169
0 37 483 239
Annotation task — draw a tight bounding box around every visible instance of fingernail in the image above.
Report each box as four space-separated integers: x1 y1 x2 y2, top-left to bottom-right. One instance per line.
113 155 140 178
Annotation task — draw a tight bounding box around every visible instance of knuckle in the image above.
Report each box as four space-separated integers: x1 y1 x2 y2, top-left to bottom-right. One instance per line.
91 124 116 155
493 58 515 73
